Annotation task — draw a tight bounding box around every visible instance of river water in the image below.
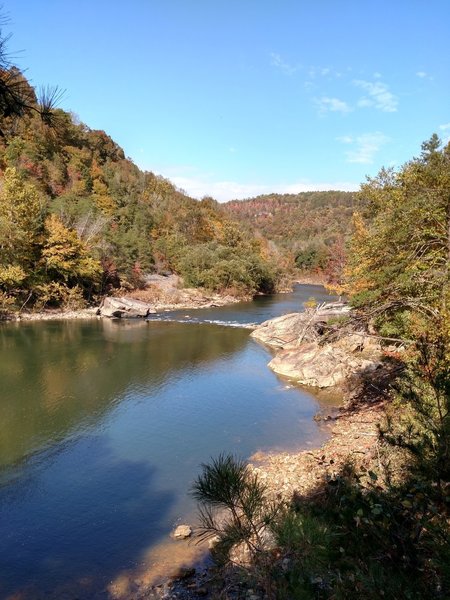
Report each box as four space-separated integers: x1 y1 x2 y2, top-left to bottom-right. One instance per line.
0 284 336 599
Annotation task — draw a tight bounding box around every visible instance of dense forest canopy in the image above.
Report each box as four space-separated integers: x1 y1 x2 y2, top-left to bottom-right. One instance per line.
225 191 356 279
0 68 280 313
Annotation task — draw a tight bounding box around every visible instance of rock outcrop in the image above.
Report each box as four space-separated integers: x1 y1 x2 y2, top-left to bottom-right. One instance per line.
250 303 350 349
269 339 379 388
251 305 381 389
250 312 322 348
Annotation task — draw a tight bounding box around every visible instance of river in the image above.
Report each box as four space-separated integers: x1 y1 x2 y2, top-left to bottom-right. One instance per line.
0 284 336 599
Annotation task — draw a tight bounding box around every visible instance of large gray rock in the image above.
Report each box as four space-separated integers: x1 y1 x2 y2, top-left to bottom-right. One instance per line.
250 303 350 349
252 306 382 389
99 297 151 319
268 339 380 388
250 312 322 349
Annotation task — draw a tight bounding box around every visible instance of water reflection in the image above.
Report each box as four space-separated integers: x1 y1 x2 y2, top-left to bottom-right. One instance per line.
0 320 249 471
0 285 338 599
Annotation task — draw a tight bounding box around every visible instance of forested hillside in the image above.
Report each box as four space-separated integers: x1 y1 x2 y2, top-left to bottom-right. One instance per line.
224 191 356 279
0 73 277 314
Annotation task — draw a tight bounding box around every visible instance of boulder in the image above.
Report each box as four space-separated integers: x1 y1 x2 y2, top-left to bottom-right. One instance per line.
251 303 350 350
251 305 382 389
172 524 192 539
268 340 380 388
250 312 321 349
99 297 151 319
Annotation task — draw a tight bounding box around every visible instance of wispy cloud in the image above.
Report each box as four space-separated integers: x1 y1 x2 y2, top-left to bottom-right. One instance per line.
338 132 390 164
353 79 398 112
440 123 450 143
316 96 352 115
160 173 359 202
416 70 433 80
270 53 299 76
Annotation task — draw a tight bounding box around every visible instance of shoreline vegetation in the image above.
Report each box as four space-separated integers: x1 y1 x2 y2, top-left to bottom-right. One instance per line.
4 276 327 324
4 272 332 323
10 288 244 322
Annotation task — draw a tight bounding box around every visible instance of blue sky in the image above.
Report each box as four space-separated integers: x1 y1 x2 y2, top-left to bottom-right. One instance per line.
6 0 450 201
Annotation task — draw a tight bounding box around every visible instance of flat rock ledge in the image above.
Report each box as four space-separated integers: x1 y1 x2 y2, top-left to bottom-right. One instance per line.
251 306 381 389
269 337 380 388
250 303 350 349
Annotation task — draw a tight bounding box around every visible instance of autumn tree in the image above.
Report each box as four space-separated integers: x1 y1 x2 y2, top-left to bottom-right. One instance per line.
0 167 44 293
42 214 101 284
343 136 450 337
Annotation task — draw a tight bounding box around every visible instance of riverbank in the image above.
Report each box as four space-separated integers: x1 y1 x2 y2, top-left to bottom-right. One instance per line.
159 309 394 599
295 273 327 286
160 396 390 600
9 284 245 322
249 397 386 500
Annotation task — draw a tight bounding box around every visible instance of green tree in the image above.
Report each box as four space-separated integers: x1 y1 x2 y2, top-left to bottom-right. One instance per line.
344 136 450 337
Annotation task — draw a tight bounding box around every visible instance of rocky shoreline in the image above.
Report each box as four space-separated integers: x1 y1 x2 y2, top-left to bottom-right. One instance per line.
154 306 392 599
249 400 385 501
159 405 389 600
9 277 244 322
247 304 391 498
250 304 383 389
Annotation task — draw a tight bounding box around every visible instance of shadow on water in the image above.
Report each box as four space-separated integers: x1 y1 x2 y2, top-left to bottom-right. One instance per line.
0 437 177 599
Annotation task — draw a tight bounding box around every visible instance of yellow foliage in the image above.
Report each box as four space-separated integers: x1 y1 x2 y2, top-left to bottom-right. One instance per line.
0 265 27 289
0 290 16 313
339 212 374 296
0 167 43 266
92 179 115 215
42 214 101 282
35 282 86 310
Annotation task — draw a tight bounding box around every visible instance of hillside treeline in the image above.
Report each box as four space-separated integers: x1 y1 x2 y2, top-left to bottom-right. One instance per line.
0 74 277 314
225 191 356 280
